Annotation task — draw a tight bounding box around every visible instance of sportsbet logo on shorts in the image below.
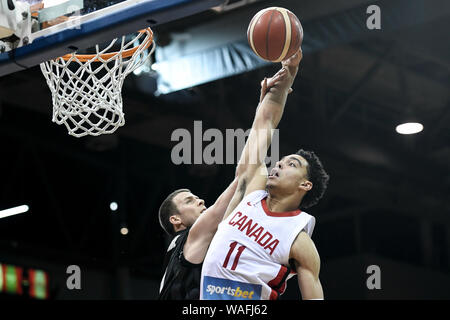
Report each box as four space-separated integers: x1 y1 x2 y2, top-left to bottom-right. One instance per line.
203 276 262 300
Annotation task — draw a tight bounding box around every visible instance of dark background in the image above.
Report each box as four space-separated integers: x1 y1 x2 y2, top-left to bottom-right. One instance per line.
0 0 449 300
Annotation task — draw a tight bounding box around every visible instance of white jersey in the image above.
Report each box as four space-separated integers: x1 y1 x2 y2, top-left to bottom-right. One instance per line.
200 190 315 300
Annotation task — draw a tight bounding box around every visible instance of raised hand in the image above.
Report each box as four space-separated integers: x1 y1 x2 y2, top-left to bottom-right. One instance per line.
258 48 302 103
259 66 293 103
281 48 303 78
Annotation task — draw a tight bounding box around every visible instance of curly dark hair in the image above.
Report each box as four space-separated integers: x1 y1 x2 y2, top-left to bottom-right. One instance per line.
296 149 330 209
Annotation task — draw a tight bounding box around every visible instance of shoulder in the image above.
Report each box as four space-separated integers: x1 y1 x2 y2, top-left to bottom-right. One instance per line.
231 188 267 212
171 229 202 267
177 228 190 239
245 189 268 203
169 229 189 251
299 212 316 237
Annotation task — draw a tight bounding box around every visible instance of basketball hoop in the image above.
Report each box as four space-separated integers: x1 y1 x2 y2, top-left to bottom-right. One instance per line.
40 27 155 137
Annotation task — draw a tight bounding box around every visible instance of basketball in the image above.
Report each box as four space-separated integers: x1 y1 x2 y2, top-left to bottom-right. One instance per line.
247 7 303 62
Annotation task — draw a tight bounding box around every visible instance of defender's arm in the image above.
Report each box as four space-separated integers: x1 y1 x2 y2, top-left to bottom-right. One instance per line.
183 177 238 263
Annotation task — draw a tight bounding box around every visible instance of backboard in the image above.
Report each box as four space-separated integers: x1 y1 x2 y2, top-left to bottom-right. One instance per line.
0 0 224 76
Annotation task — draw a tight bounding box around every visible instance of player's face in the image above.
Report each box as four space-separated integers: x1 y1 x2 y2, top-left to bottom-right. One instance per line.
267 154 310 192
172 191 207 227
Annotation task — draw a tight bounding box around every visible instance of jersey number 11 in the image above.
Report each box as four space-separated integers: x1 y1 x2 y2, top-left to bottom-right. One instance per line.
223 241 246 271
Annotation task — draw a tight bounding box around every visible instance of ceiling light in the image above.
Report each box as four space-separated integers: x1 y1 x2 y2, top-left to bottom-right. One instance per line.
110 202 118 211
0 205 29 219
395 122 423 135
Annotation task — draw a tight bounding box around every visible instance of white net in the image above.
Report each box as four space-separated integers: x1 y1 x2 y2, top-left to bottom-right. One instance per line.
40 28 155 137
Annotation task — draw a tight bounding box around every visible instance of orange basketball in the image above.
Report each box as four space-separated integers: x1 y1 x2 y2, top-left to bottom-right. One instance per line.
247 7 303 62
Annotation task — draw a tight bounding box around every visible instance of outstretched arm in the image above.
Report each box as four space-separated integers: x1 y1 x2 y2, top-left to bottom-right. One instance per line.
183 177 238 264
238 51 302 177
223 50 303 219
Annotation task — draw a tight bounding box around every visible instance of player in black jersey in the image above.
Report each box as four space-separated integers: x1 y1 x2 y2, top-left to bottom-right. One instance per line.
158 183 237 299
157 64 294 300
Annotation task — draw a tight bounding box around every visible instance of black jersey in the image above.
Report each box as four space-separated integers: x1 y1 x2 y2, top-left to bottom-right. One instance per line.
158 228 202 300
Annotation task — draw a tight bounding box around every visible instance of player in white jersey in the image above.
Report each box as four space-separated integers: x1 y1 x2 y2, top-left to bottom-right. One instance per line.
158 64 293 299
201 49 330 300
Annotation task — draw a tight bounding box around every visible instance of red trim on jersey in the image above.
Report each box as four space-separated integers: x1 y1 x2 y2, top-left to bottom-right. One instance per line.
29 269 35 298
261 198 302 217
16 267 23 295
268 265 290 300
